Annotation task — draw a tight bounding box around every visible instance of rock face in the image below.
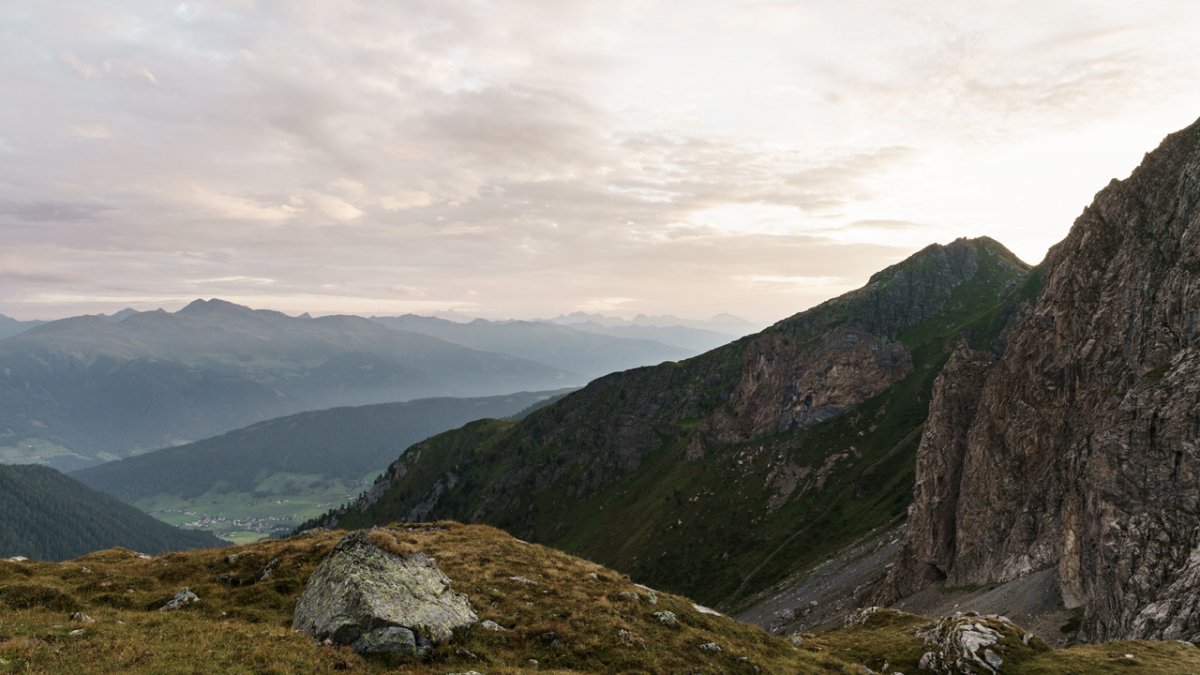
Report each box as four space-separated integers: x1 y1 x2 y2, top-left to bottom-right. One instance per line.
292 531 477 652
889 117 1200 641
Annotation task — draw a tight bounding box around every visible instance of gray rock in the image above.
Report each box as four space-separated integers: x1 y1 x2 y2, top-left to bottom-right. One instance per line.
69 612 95 624
68 629 86 638
479 619 506 631
698 642 722 653
914 613 1027 674
159 588 198 611
351 626 416 655
292 530 477 649
653 610 677 627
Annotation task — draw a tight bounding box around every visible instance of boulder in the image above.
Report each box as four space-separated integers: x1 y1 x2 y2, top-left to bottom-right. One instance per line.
291 530 477 653
351 626 416 656
914 612 1046 674
159 588 198 611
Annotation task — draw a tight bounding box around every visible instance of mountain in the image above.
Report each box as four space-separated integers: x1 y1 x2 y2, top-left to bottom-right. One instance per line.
547 310 759 337
2 521 1195 673
0 464 224 561
370 314 693 378
0 299 576 470
886 117 1200 642
0 313 41 340
561 320 738 354
309 236 1031 609
71 389 572 539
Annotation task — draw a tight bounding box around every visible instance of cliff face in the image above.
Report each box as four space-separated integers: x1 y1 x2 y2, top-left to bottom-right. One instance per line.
890 117 1200 641
313 237 1028 607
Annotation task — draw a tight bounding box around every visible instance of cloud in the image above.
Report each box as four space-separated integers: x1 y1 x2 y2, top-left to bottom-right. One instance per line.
70 124 113 140
2 0 1199 321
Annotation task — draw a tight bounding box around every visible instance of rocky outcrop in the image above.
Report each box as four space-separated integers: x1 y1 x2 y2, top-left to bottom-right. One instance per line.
913 611 1045 674
292 530 477 654
889 345 997 598
888 116 1200 641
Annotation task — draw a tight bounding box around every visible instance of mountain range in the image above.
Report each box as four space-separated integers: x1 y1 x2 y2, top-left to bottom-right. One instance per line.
0 300 733 472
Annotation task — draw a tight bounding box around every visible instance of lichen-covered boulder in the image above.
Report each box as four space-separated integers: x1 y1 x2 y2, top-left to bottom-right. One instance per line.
914 612 1045 674
291 530 477 653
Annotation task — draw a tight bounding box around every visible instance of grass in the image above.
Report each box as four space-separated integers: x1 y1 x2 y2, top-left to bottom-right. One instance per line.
808 608 1200 675
0 523 857 674
0 439 91 467
135 472 378 542
1 524 1198 673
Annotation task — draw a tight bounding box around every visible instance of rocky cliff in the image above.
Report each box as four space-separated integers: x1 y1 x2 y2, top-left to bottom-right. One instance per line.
889 117 1200 642
311 237 1029 608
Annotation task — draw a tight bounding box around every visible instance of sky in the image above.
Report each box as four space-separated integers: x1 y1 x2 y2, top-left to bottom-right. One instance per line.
3 1 1200 324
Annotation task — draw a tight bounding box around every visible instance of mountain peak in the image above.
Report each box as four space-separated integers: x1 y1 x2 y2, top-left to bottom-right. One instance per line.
177 298 254 316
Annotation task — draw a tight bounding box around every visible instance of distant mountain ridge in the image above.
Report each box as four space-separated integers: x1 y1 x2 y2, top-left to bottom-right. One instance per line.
0 464 223 560
0 299 576 470
0 313 42 340
370 314 698 378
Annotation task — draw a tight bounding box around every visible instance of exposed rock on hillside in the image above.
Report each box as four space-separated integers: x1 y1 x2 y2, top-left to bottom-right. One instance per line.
889 116 1200 641
292 530 477 654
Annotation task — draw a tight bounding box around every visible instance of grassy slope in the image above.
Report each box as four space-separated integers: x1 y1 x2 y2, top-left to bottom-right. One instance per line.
1 523 1193 674
327 239 1033 609
812 608 1200 675
0 465 224 562
0 523 854 674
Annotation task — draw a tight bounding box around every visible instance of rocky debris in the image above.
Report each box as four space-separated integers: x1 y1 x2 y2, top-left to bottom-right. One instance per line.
479 619 506 632
914 613 1032 674
698 641 722 653
653 610 677 627
68 629 86 638
158 588 198 611
351 627 416 656
886 116 1200 641
507 575 538 585
259 557 280 582
69 612 95 624
634 584 658 605
844 606 894 627
615 628 642 646
291 530 477 654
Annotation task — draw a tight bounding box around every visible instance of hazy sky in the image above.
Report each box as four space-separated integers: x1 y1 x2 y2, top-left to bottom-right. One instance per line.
3 1 1200 323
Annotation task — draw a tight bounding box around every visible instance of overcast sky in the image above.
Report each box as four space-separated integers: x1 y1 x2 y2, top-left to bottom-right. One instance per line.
3 1 1200 323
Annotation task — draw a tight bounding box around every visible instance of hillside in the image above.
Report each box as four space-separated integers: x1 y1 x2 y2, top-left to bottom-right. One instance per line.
886 118 1200 641
310 236 1031 609
0 299 576 470
0 464 223 561
371 315 696 378
72 390 571 541
1 521 1194 674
